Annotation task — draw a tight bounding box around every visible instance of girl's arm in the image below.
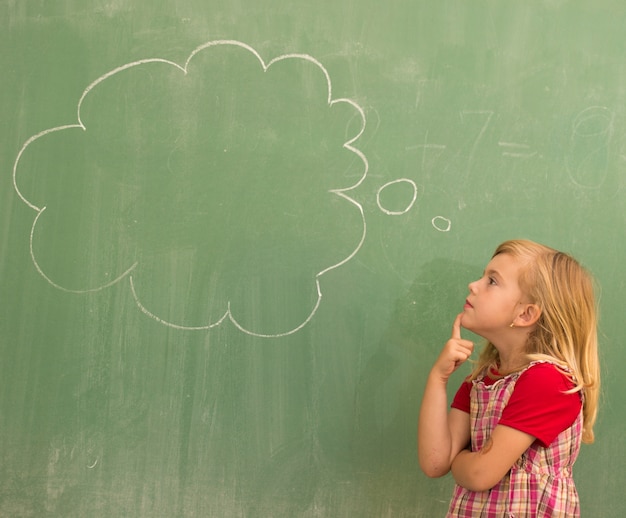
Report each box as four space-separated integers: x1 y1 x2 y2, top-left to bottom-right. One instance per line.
418 314 474 477
451 425 535 491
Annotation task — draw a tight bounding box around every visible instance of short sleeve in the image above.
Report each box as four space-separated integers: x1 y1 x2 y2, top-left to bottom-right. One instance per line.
499 363 582 447
451 377 471 414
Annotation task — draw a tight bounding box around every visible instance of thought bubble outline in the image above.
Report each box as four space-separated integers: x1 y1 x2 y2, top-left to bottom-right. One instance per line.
12 40 368 337
376 178 418 215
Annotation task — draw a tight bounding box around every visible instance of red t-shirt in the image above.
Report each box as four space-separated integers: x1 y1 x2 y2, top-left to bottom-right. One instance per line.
451 362 582 447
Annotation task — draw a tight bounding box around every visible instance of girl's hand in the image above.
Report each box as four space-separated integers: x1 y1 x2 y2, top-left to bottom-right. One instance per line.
432 313 474 382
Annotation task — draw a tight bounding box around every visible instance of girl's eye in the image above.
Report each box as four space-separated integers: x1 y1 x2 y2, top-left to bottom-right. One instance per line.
488 277 497 285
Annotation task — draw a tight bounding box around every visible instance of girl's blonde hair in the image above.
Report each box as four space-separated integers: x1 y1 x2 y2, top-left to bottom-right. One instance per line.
470 239 600 444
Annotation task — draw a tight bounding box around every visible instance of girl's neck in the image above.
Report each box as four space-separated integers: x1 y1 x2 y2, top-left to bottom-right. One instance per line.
494 349 529 375
491 334 530 374
495 358 529 376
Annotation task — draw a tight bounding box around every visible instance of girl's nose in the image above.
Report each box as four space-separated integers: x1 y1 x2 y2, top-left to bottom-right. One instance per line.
468 280 478 293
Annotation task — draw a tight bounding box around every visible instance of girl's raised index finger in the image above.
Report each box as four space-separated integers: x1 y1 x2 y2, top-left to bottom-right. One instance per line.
451 312 464 339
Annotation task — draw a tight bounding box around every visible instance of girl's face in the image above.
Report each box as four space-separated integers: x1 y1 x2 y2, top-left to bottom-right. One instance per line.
461 253 527 341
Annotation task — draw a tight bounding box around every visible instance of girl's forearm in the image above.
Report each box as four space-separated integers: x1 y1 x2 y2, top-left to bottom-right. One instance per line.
452 447 501 492
417 371 453 477
451 425 535 492
450 449 480 489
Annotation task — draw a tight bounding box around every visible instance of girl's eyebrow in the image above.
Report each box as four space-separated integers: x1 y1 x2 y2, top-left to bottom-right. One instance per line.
485 268 502 279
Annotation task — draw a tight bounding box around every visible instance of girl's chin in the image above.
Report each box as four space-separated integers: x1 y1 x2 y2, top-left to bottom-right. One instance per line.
459 316 480 336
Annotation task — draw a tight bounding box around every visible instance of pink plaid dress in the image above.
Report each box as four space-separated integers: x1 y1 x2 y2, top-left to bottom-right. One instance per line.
447 361 583 517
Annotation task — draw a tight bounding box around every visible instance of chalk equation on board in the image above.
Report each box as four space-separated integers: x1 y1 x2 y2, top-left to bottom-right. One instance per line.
12 40 435 337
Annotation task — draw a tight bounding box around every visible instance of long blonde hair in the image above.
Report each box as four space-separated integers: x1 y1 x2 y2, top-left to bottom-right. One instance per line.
469 239 600 444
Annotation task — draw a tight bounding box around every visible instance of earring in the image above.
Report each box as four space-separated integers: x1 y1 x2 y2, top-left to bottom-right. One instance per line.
509 322 515 328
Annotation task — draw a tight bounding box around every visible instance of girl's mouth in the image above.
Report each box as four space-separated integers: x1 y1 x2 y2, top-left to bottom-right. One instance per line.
464 299 473 309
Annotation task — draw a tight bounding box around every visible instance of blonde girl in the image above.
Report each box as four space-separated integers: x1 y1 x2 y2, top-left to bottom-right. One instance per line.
418 239 600 517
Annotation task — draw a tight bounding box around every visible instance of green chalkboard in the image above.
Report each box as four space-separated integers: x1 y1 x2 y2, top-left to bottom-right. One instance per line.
1 2 624 516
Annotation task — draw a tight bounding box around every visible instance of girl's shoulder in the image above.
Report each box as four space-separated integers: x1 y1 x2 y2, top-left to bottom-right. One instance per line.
519 360 576 389
473 360 575 392
501 361 582 447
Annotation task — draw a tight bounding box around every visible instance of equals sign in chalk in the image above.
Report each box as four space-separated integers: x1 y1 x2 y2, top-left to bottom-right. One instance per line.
498 142 538 158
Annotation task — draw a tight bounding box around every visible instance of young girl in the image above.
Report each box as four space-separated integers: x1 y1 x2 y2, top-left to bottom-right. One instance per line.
418 239 600 517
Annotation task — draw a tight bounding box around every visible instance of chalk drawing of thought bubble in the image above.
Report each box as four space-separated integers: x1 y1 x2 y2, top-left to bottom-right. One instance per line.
12 40 369 337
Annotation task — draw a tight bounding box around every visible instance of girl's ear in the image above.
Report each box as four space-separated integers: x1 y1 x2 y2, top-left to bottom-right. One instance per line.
515 303 542 327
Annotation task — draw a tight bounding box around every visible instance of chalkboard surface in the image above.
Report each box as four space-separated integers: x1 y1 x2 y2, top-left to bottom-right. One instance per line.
1 2 624 516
